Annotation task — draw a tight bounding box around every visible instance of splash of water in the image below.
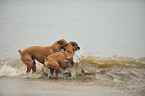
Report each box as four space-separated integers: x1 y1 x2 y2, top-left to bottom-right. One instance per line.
0 57 44 77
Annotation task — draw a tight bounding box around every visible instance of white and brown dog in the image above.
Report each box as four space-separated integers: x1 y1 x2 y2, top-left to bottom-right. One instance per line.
18 39 67 74
44 41 80 79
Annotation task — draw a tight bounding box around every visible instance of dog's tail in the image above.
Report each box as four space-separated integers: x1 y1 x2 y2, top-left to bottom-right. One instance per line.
18 50 22 54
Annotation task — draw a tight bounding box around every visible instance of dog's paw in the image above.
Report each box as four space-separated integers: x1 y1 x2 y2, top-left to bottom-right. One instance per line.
64 60 69 63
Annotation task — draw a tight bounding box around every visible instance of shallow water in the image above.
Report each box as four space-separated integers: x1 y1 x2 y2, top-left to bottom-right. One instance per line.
0 56 145 96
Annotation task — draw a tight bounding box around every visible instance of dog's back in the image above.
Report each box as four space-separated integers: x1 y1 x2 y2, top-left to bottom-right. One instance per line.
19 46 53 63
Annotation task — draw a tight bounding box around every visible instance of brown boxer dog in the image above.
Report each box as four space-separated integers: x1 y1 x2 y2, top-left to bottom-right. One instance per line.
44 41 80 79
18 39 67 74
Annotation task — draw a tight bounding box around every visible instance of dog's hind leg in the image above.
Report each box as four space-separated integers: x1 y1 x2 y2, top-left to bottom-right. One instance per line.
32 60 36 74
54 64 60 79
21 55 34 74
26 61 34 74
49 68 54 78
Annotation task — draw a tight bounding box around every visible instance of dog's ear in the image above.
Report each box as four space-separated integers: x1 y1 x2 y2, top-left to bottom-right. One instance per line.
57 41 63 44
71 42 76 46
66 43 69 46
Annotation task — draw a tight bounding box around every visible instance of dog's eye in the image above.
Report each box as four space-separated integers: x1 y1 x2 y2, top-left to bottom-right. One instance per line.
71 43 75 46
57 41 63 44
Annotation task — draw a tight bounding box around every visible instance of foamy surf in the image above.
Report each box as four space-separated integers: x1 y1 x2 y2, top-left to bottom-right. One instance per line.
0 65 21 76
0 57 44 77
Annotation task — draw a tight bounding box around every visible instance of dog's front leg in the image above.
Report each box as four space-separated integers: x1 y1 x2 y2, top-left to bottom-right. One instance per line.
68 58 74 67
54 64 60 79
49 68 54 78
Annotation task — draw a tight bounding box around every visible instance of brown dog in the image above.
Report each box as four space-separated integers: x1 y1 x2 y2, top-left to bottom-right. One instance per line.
44 41 80 79
18 39 67 74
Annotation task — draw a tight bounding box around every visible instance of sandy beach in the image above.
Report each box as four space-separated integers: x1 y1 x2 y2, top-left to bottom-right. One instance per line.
0 77 143 96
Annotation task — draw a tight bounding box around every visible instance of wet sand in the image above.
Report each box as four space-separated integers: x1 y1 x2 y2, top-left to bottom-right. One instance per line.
0 77 143 96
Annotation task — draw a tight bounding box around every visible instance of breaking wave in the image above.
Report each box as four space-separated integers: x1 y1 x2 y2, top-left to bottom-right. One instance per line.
0 54 145 82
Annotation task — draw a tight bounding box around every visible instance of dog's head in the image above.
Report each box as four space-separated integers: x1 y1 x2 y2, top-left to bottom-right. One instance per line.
66 41 80 51
53 39 67 50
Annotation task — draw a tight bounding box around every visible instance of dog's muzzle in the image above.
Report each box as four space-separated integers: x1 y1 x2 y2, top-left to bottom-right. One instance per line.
77 46 80 50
